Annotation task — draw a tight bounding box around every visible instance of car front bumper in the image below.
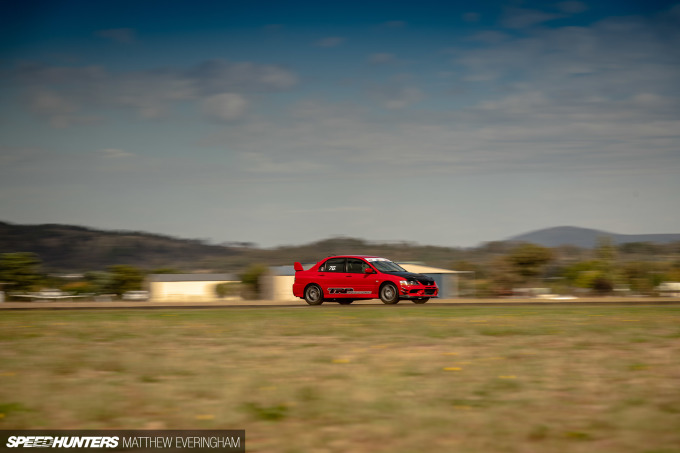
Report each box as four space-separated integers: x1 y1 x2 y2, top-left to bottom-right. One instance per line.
399 286 438 298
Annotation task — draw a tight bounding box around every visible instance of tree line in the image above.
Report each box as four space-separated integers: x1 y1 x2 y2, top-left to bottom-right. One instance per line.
1 238 679 300
0 252 263 300
455 238 680 297
0 253 146 298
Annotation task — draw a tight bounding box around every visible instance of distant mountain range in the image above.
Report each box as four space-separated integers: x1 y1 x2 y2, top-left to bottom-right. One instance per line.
508 226 680 248
0 221 462 272
2 221 679 272
0 221 238 272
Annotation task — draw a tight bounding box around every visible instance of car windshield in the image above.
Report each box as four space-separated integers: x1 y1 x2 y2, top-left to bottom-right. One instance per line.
369 259 407 273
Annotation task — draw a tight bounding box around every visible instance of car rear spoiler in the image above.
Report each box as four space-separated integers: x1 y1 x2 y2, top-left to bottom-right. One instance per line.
294 262 304 272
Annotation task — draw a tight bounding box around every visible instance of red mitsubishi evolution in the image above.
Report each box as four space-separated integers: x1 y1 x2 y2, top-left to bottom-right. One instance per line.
292 255 438 305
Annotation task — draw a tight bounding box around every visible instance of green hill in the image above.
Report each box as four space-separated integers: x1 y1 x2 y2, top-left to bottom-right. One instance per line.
508 226 680 248
0 221 465 273
4 221 678 275
0 221 242 272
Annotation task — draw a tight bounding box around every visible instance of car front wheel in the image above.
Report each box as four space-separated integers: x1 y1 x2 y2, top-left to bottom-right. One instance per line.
304 284 324 305
380 283 399 304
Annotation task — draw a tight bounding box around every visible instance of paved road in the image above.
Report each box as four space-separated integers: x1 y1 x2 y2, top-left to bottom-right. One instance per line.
2 298 679 310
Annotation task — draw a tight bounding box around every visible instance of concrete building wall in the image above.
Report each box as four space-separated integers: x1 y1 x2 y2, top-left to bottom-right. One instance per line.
148 274 238 302
261 274 297 302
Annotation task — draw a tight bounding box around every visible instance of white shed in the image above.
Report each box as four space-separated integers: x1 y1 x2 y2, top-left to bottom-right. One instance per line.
657 282 680 297
398 263 467 299
148 273 238 302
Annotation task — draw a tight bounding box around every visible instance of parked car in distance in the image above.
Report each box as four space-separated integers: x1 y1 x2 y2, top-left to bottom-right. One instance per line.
292 255 438 305
121 290 150 301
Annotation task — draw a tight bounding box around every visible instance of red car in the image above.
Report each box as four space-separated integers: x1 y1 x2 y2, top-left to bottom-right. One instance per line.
293 255 438 305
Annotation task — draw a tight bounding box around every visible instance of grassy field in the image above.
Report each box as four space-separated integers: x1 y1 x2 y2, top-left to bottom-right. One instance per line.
1 305 679 453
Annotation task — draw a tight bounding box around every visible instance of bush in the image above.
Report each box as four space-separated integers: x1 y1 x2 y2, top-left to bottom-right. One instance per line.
215 282 242 299
592 276 614 295
239 264 268 300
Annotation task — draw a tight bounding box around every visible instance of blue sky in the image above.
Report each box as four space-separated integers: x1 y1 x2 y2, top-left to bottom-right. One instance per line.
1 0 679 248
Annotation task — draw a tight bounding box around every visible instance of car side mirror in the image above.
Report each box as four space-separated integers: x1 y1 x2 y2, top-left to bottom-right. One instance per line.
364 267 375 274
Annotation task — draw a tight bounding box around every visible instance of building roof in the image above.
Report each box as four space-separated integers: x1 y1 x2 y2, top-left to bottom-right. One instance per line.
149 273 237 282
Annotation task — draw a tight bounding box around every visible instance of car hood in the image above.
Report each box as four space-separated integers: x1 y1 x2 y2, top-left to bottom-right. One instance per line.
382 271 435 285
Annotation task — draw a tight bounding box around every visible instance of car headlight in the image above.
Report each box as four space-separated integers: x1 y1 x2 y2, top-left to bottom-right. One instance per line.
399 280 418 286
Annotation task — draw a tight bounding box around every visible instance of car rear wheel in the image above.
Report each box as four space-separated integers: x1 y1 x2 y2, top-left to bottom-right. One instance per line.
412 298 430 304
337 299 354 305
304 284 324 305
380 283 399 304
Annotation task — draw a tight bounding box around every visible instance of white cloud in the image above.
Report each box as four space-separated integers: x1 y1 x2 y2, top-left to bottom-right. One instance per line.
186 59 298 94
197 58 679 179
112 70 195 119
382 86 424 110
501 7 563 29
364 76 425 110
4 5 678 182
29 90 78 116
201 93 248 122
456 13 680 98
6 59 297 124
557 1 588 14
26 90 101 128
13 62 107 87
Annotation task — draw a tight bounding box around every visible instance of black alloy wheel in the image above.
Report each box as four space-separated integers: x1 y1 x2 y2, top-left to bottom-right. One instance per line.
380 283 399 304
304 284 324 305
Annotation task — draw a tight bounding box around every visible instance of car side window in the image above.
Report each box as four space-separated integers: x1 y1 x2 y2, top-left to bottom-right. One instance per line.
347 258 370 273
321 258 346 272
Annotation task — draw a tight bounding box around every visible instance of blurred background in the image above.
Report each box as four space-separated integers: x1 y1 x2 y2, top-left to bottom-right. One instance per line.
1 0 679 249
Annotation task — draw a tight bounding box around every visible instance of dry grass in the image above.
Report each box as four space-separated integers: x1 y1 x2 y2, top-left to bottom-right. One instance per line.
1 305 679 452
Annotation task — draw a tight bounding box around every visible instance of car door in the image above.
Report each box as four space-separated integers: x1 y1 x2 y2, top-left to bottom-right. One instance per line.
345 258 376 296
319 257 348 296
